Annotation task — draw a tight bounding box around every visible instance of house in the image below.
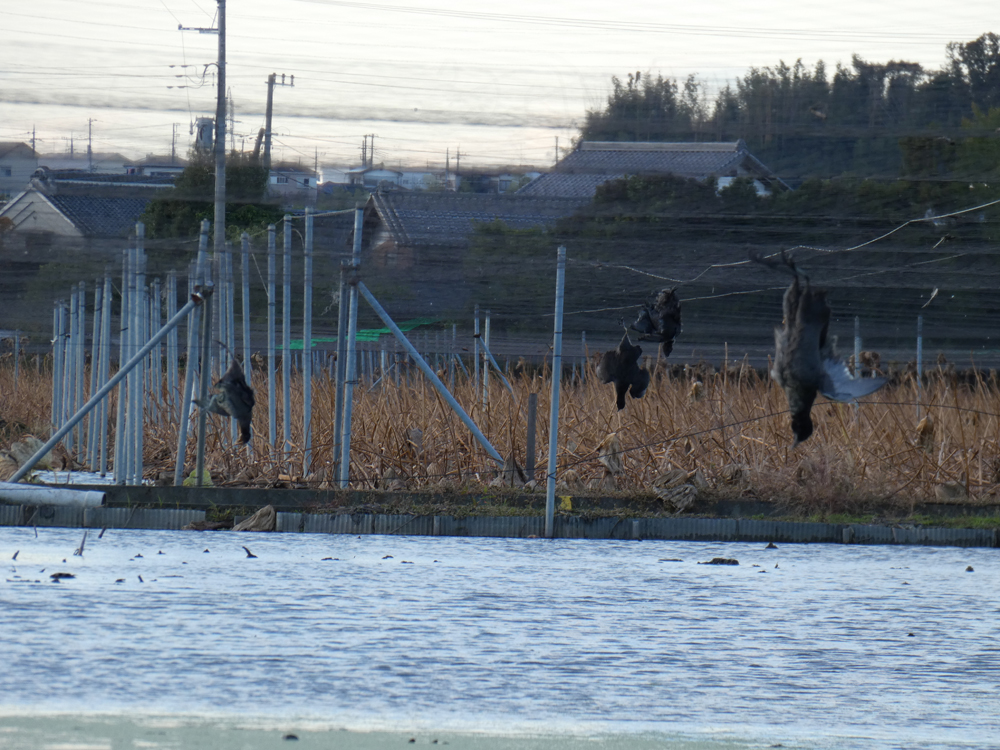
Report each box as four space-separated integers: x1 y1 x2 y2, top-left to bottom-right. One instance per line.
517 140 789 198
35 151 130 174
352 189 586 320
362 189 587 267
124 156 187 178
28 167 175 196
0 189 150 245
0 143 38 201
268 164 318 205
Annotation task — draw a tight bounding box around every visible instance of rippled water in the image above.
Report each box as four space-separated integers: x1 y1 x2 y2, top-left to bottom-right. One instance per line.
1 527 998 749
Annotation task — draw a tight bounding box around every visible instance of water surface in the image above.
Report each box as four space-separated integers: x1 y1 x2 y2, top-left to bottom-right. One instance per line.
2 528 997 749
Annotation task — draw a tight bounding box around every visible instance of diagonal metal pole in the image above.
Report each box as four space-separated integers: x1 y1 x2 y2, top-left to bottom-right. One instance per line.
10 295 204 484
477 337 514 394
338 207 363 487
358 281 503 466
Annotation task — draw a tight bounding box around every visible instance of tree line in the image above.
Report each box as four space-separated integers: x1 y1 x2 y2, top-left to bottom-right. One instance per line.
581 32 1000 179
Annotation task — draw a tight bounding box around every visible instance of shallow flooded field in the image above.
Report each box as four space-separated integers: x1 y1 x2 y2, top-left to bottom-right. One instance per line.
1 528 997 749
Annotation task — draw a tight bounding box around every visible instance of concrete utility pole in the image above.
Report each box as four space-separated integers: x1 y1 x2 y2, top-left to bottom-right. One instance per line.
213 0 227 256
263 72 294 172
87 118 95 171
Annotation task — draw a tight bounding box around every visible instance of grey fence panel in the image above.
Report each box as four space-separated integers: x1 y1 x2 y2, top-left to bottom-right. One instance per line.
769 521 842 543
848 524 896 545
0 505 24 526
277 513 303 533
554 516 631 540
83 507 205 530
891 525 995 547
640 517 740 541
734 519 785 543
31 507 86 528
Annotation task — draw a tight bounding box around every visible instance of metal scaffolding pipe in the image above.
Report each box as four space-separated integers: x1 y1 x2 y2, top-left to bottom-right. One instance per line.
358 281 503 466
0 482 105 508
9 294 203 484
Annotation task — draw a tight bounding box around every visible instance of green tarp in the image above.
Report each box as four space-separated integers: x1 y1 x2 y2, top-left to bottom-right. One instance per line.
289 317 438 349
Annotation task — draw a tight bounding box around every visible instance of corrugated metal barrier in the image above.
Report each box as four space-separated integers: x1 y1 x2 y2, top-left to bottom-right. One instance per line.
2 505 998 548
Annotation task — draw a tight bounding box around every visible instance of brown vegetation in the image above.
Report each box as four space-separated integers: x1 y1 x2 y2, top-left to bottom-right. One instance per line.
2 352 1000 516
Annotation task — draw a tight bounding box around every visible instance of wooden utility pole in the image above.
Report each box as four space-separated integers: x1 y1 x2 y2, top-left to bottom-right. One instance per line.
263 72 294 171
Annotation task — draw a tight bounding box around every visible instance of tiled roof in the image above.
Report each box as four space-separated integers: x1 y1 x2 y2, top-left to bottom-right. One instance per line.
48 194 151 238
517 140 787 198
0 142 36 160
516 173 625 199
47 170 175 187
369 191 588 246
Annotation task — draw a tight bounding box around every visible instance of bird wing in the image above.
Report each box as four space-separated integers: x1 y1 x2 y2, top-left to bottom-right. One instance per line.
819 359 887 402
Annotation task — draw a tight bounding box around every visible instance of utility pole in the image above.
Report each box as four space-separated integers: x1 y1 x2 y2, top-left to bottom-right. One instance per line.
87 118 95 171
31 126 35 154
171 124 178 161
213 0 226 256
228 87 235 153
361 134 366 167
263 72 294 172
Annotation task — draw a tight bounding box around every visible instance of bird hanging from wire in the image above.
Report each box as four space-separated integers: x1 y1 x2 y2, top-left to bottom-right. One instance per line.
752 250 886 446
195 356 256 444
596 326 651 411
629 287 682 357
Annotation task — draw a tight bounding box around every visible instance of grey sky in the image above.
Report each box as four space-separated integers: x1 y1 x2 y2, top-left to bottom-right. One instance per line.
1 0 994 168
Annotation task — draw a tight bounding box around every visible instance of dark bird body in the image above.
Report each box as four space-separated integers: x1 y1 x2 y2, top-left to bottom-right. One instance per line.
630 288 682 357
196 358 256 444
596 332 650 410
756 252 886 445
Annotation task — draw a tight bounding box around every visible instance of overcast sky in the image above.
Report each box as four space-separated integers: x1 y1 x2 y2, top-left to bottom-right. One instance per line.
1 0 995 168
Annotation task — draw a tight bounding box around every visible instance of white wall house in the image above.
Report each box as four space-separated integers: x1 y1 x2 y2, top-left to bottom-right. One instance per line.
268 165 318 205
0 143 38 201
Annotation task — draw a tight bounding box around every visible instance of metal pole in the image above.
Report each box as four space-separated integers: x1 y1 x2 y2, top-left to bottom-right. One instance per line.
473 304 480 396
75 281 86 456
483 309 491 405
526 392 537 481
98 274 113 476
916 315 923 420
66 287 79 455
545 246 567 539
173 291 202 487
333 261 348 477
267 223 276 451
339 206 363 487
9 296 203 484
113 250 128 483
358 282 503 466
303 207 314 474
86 281 103 468
853 316 861 376
194 285 215 488
50 302 63 436
166 270 179 416
282 214 292 458
241 233 251 381
478 337 514 394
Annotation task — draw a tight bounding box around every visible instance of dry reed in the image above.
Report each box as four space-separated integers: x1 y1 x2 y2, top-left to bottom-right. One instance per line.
3 351 1000 515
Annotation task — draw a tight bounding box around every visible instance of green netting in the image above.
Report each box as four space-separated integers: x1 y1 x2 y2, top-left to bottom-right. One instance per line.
289 317 438 349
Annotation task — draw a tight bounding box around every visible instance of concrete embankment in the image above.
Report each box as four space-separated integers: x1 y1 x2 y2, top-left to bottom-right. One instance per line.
2 484 998 548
